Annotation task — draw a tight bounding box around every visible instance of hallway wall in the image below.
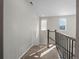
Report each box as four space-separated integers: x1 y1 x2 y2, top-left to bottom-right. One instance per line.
40 15 76 44
47 15 76 38
4 0 39 59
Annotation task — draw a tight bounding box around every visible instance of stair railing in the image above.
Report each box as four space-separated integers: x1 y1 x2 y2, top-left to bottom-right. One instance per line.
47 29 55 48
47 29 76 59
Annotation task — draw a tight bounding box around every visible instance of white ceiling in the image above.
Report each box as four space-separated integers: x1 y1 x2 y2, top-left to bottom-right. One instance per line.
32 0 76 16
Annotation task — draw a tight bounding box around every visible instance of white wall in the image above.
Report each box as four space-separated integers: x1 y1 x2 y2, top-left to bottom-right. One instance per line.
4 0 39 59
47 15 76 38
40 15 76 44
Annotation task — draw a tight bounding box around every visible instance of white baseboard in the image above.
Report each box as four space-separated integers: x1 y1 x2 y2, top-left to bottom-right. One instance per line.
18 44 33 59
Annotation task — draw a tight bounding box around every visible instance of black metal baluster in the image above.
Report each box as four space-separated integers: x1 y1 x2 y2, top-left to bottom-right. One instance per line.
47 30 49 48
69 39 71 59
47 30 75 59
72 40 73 59
67 37 69 59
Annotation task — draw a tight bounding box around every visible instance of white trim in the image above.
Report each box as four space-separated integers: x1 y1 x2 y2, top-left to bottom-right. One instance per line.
18 44 33 59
